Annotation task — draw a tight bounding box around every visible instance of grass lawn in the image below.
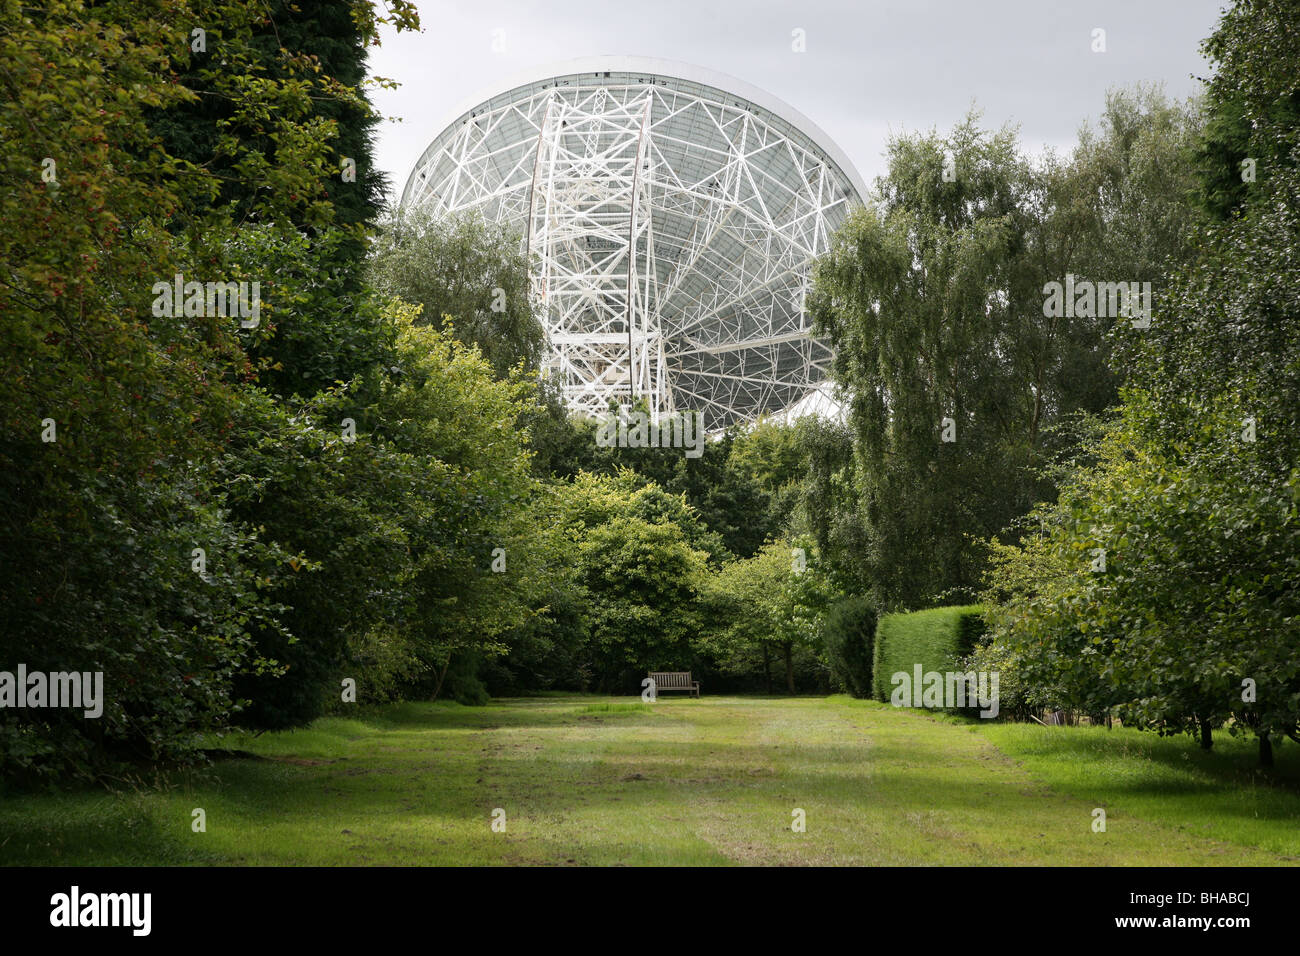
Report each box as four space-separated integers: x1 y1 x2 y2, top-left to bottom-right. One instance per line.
1 695 1296 865
975 720 1300 857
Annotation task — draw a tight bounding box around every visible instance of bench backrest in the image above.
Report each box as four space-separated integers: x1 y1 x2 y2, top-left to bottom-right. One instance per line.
648 671 692 688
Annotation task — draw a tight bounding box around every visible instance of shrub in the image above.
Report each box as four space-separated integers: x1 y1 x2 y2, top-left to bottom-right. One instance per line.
444 653 491 707
962 637 1034 722
822 596 877 698
331 626 430 710
872 605 986 704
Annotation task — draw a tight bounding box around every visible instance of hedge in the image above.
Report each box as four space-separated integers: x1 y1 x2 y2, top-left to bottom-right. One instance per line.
871 605 987 703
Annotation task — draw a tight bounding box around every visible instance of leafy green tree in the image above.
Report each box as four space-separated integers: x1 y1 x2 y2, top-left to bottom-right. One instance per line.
532 407 774 559
0 0 248 782
362 305 544 703
478 481 594 695
810 95 1202 610
982 394 1300 760
578 516 709 692
148 0 410 265
367 206 545 376
656 432 774 560
706 538 837 693
809 114 1042 608
1102 0 1300 762
981 14 1300 757
728 417 816 534
795 417 871 596
0 0 421 781
223 225 396 399
1194 0 1300 220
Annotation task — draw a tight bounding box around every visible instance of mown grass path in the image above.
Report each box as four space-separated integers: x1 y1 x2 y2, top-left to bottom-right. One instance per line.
2 695 1296 865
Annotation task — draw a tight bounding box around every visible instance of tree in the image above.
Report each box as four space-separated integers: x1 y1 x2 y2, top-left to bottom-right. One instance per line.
1194 0 1300 220
367 206 545 376
578 516 709 692
809 114 1043 608
980 0 1300 761
0 0 421 782
1111 0 1300 762
529 403 777 559
361 305 543 703
707 538 837 693
810 95 1202 610
728 417 817 535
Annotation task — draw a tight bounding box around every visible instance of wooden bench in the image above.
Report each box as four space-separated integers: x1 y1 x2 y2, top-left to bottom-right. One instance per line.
647 671 700 698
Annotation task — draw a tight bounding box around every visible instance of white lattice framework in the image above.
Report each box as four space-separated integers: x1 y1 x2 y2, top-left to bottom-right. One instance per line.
400 57 866 430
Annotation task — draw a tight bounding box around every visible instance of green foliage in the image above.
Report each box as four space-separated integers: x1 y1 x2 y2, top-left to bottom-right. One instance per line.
0 0 437 783
725 417 811 534
962 636 1034 722
981 394 1300 745
979 1 1300 760
872 605 985 703
366 309 546 696
793 417 871 596
703 537 838 693
576 514 709 692
485 468 723 696
1060 86 1204 290
562 469 728 563
501 415 834 699
955 608 988 655
1195 0 1300 219
225 225 396 399
820 596 877 698
337 626 429 707
438 652 492 707
477 483 593 695
809 115 1035 608
147 0 399 252
543 411 779 559
0 0 271 782
366 206 545 376
810 94 1202 609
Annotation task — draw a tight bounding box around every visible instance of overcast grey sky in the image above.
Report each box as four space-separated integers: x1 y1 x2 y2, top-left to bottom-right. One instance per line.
368 0 1225 203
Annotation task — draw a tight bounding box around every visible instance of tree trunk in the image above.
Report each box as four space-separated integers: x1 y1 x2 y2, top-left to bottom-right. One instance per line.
1199 717 1213 750
762 644 773 695
1259 731 1274 768
783 642 794 694
431 656 452 702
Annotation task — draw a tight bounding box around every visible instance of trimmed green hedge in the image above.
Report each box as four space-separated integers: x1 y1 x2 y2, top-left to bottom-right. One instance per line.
872 605 987 703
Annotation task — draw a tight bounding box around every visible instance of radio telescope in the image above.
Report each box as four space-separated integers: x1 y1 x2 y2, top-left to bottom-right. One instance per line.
399 56 865 431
